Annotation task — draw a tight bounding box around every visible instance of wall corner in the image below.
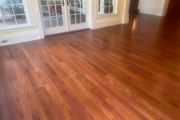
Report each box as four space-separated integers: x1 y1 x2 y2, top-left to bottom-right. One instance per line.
122 0 130 24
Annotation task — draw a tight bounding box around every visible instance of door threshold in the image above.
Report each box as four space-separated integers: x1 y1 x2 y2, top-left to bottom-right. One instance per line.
45 28 91 38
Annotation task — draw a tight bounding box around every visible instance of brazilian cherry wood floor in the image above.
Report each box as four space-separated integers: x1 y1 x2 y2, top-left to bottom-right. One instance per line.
1 13 180 120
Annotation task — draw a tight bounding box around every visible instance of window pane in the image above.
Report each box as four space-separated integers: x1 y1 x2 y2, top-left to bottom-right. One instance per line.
70 4 75 14
98 0 116 15
41 0 47 5
74 0 81 4
76 14 80 23
70 0 74 3
81 14 86 23
104 7 109 13
1 0 11 4
11 0 22 4
55 0 61 4
57 16 63 26
56 5 62 15
13 5 25 14
4 16 16 25
0 0 27 28
1 5 13 16
75 4 80 14
99 0 102 7
104 3 109 7
99 7 105 14
110 7 113 13
70 15 75 24
51 17 57 27
99 7 114 14
16 15 27 24
48 1 55 5
81 0 86 3
0 19 4 27
110 0 115 6
44 17 51 28
80 4 86 13
70 4 80 14
49 5 56 16
42 6 49 17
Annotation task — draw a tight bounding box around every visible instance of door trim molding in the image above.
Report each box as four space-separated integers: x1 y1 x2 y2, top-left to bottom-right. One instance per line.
45 28 91 38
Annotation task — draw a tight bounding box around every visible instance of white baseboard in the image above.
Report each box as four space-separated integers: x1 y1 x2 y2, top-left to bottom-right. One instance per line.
139 7 165 16
122 17 129 24
139 10 157 16
95 18 123 29
0 32 41 46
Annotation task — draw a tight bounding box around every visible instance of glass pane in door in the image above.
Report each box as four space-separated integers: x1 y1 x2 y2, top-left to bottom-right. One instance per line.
55 0 62 4
57 16 63 26
43 17 51 28
76 14 80 23
70 15 75 24
69 0 86 25
51 17 57 27
41 0 63 29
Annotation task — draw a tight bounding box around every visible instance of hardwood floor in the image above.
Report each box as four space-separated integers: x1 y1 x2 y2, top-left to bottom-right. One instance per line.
1 13 180 120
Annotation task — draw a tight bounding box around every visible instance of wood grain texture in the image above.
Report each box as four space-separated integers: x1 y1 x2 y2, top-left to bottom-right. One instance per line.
0 13 180 120
166 0 180 15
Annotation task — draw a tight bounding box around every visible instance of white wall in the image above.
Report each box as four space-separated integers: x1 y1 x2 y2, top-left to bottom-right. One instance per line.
138 0 169 16
90 0 130 29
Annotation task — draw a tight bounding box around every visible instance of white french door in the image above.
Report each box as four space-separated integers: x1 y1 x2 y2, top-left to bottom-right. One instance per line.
68 0 88 31
39 0 88 35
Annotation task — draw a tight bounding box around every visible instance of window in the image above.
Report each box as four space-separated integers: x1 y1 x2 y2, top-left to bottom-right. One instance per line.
98 0 117 15
0 0 27 28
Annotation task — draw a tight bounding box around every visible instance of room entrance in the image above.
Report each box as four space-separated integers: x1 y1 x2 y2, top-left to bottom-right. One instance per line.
40 0 88 35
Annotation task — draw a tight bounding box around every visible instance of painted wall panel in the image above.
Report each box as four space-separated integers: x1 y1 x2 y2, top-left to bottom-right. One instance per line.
138 0 168 16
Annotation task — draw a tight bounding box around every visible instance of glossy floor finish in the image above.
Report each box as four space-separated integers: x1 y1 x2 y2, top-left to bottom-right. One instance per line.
1 13 180 120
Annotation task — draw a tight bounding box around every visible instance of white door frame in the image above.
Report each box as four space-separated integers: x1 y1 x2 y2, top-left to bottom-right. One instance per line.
37 0 130 36
39 0 69 35
39 0 91 35
66 0 89 31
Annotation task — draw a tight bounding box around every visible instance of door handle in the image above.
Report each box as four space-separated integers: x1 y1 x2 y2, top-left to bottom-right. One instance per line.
67 0 70 6
62 0 65 6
